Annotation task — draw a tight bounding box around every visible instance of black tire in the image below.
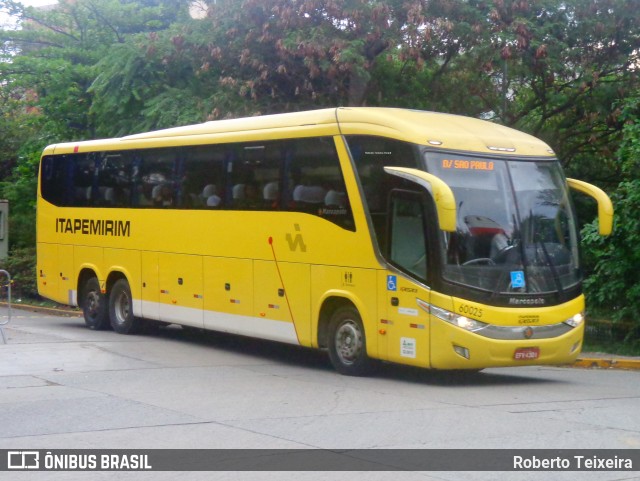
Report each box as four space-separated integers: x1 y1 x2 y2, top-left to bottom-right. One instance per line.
327 306 374 376
109 279 141 334
81 277 110 330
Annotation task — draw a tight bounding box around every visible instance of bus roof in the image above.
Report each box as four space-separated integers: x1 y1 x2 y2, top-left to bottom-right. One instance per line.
43 107 555 157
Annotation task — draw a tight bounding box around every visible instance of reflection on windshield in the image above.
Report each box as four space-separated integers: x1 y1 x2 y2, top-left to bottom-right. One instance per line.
425 153 581 295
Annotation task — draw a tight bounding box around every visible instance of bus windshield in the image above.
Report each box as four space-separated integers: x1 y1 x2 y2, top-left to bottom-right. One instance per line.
424 152 581 295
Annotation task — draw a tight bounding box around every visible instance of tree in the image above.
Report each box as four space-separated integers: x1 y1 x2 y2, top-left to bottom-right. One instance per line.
0 0 189 251
477 0 638 183
89 0 437 133
0 0 189 139
371 0 639 184
581 95 640 334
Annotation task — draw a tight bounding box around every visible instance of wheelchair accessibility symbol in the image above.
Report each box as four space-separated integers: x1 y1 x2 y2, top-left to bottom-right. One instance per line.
511 271 526 289
387 275 397 291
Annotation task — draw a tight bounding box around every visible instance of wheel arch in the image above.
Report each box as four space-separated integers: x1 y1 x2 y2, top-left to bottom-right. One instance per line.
316 291 375 355
77 267 100 307
77 267 132 302
76 266 99 292
105 270 128 294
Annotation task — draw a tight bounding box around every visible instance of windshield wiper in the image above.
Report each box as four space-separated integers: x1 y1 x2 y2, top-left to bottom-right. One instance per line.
535 238 564 297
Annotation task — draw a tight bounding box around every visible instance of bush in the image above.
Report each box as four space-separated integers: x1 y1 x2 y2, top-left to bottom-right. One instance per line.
581 95 640 340
0 246 38 301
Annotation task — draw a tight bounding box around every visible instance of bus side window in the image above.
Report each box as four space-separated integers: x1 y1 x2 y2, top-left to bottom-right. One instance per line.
287 137 355 231
41 153 94 207
231 142 282 211
72 154 94 206
40 155 68 206
138 148 178 208
93 152 131 207
181 145 226 209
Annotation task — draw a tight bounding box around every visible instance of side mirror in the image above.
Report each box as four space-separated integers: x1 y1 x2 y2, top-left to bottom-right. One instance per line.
566 178 614 236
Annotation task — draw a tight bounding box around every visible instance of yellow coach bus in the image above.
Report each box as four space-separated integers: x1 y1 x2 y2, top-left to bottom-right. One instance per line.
37 108 613 375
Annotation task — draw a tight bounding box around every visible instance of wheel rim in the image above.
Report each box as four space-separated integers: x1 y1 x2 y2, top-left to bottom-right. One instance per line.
113 290 130 326
334 319 363 366
85 290 100 321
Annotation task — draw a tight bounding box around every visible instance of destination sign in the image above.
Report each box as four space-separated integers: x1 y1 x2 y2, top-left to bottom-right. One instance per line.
442 159 495 171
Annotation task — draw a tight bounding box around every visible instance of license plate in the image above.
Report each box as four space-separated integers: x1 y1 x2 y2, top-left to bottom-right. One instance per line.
514 347 540 360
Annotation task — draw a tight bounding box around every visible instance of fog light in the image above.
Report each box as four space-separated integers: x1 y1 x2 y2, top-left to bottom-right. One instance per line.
570 341 581 354
453 345 470 359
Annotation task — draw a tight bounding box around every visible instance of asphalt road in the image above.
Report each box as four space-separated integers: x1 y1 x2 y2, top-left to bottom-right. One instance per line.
1 307 639 481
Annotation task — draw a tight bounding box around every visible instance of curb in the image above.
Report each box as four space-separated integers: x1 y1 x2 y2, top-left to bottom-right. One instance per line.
0 301 82 317
572 357 640 371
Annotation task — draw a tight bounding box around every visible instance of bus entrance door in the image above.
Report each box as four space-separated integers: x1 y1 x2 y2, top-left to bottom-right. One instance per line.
379 271 431 367
377 188 433 367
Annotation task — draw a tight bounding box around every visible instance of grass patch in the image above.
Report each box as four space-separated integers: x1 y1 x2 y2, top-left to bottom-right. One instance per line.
582 340 640 357
584 318 640 356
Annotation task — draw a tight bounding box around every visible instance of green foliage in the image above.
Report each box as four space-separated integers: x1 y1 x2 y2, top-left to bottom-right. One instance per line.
0 246 38 300
0 137 46 249
1 0 189 138
140 87 209 131
0 87 38 178
582 180 640 324
582 95 640 334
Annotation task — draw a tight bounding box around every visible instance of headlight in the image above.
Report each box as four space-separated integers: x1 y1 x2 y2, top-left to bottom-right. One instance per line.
418 299 488 332
563 312 585 328
453 315 488 331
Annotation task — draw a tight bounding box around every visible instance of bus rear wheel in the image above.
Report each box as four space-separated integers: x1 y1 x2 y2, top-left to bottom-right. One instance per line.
81 277 109 330
109 279 141 334
327 306 374 376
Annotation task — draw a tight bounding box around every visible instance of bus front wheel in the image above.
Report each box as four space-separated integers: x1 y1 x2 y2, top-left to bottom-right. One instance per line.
327 306 374 376
81 277 109 330
109 279 141 334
